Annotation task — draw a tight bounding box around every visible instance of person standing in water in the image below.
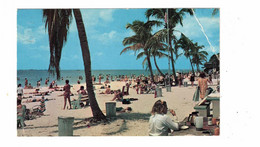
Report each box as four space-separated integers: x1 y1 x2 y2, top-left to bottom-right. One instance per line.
63 80 72 110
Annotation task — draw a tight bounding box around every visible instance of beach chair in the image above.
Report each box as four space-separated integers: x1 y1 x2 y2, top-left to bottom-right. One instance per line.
71 94 82 109
17 105 26 128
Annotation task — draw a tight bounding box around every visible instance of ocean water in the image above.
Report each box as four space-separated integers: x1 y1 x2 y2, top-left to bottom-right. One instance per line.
17 69 192 87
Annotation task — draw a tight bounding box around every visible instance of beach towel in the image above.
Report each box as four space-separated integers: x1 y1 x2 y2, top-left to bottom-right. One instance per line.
193 86 200 102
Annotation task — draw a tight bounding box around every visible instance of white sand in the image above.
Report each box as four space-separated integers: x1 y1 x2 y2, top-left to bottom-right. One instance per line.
17 79 218 136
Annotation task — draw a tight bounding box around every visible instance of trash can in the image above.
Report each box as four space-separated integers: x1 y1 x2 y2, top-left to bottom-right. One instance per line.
106 102 116 117
58 116 74 136
166 85 171 92
156 87 162 97
184 81 188 87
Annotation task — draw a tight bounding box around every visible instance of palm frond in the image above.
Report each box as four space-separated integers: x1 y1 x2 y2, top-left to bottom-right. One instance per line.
43 9 72 80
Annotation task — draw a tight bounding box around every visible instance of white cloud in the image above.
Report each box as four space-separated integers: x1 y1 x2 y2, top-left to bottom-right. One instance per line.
175 16 219 39
39 45 49 51
99 9 115 22
203 45 220 54
17 24 47 45
96 52 103 56
37 25 47 35
129 52 135 56
17 25 36 44
92 30 118 44
69 9 115 33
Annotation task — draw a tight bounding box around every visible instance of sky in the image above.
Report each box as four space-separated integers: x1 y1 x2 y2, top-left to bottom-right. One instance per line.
17 8 219 70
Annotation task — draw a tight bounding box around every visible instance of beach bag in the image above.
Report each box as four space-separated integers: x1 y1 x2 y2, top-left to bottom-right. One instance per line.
193 86 200 102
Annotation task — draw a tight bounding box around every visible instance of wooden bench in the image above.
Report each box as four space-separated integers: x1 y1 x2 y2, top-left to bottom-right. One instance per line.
194 92 220 118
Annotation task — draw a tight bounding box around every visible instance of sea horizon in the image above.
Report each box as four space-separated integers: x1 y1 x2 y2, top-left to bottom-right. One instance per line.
17 69 196 87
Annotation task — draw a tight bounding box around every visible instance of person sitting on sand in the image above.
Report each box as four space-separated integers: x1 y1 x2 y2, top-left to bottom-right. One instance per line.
116 107 132 113
77 86 88 98
27 83 33 89
100 85 112 94
111 89 123 101
63 80 72 110
149 100 179 136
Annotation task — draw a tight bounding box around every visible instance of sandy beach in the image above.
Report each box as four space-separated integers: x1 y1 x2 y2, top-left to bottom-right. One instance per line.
17 78 218 136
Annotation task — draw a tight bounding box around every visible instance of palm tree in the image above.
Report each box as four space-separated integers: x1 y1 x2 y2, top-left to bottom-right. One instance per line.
178 33 195 74
120 20 162 82
43 9 106 121
212 8 219 16
191 42 208 72
146 8 193 84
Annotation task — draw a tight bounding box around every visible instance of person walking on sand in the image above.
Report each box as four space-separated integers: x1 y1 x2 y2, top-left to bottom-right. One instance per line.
25 78 28 88
190 73 195 87
99 75 101 84
198 72 208 99
63 80 72 110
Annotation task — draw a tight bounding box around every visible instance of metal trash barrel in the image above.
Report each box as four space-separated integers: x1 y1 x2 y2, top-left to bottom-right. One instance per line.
166 85 171 92
106 102 116 117
184 81 188 87
58 116 74 136
156 87 162 97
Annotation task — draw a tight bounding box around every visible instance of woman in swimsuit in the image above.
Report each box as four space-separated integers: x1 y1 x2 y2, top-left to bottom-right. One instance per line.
63 80 72 110
198 72 209 99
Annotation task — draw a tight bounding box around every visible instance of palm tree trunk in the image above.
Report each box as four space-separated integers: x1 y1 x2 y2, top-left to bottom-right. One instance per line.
153 56 165 77
146 53 154 83
73 9 106 121
188 56 195 75
170 34 177 85
196 62 200 72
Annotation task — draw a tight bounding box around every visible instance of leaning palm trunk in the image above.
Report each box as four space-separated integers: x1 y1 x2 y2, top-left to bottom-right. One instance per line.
73 9 106 121
146 53 154 83
196 62 200 72
188 56 195 75
153 56 165 77
170 34 177 84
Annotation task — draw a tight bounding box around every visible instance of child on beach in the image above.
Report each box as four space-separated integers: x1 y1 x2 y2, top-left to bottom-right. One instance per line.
63 80 72 110
149 100 179 136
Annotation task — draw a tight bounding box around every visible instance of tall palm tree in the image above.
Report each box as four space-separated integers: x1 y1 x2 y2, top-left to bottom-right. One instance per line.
146 8 193 84
191 42 208 72
120 20 162 82
148 37 169 77
43 9 106 121
212 8 219 16
178 33 195 74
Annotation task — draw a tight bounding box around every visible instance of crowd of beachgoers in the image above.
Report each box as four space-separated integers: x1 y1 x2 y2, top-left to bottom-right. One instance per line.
17 71 220 136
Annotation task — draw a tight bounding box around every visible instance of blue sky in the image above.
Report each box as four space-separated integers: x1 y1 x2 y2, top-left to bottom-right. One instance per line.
17 8 219 70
